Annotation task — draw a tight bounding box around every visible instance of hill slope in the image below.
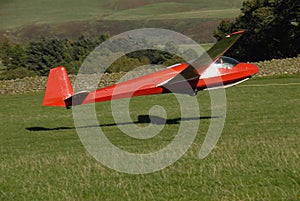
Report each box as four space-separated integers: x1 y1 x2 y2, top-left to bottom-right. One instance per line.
0 0 244 30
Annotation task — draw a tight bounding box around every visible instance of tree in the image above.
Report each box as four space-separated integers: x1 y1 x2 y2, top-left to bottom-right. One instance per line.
0 38 27 69
0 33 111 79
214 0 300 61
25 38 66 75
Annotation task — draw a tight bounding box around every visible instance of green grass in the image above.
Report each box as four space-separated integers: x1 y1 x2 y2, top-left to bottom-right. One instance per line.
103 5 240 20
0 0 244 30
0 0 112 29
1 76 300 200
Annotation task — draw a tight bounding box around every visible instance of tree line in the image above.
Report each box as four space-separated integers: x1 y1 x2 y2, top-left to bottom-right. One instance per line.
0 33 184 80
214 0 299 61
0 34 106 79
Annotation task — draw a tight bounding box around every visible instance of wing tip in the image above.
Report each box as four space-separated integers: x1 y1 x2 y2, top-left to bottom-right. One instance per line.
226 30 245 37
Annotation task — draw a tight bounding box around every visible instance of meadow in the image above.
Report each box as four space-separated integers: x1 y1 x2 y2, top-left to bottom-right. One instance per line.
0 0 244 30
0 75 299 200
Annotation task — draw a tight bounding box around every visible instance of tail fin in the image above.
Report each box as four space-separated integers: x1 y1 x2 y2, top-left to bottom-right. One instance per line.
42 66 74 107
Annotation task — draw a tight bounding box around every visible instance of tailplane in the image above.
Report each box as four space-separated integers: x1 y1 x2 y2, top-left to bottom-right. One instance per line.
42 66 74 107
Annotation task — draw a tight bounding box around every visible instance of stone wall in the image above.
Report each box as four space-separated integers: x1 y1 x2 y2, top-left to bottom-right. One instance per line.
0 56 299 95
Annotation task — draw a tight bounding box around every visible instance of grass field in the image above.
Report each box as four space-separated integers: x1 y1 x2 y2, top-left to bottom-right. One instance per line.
103 6 240 21
0 0 244 30
0 75 299 200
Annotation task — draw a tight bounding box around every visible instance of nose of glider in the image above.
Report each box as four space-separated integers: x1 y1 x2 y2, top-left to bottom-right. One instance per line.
247 63 259 76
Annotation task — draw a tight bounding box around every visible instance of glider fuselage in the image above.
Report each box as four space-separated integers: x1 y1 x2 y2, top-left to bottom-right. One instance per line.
77 58 258 106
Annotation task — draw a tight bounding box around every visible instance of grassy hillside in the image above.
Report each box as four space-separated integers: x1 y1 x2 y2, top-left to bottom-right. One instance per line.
0 76 299 200
0 0 244 30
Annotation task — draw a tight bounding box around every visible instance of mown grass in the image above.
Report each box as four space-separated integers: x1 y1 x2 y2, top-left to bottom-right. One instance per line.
0 75 299 200
103 6 240 20
0 0 244 30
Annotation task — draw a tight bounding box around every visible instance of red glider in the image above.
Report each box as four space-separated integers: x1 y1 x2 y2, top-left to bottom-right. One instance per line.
43 31 258 108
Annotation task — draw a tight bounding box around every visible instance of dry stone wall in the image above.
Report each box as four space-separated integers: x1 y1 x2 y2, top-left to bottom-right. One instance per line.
0 56 299 95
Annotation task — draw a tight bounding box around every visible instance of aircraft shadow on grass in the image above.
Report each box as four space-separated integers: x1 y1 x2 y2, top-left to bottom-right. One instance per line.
26 115 220 132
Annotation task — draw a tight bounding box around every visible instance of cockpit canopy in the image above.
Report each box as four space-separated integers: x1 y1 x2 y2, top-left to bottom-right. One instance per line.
214 56 239 69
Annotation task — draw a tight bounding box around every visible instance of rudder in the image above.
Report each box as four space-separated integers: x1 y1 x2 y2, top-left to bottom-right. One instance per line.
42 66 74 107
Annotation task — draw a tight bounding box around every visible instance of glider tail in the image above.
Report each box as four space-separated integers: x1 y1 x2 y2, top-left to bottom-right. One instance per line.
42 66 74 107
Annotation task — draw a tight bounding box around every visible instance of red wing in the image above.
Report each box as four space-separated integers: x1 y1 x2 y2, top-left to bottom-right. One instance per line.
76 63 189 105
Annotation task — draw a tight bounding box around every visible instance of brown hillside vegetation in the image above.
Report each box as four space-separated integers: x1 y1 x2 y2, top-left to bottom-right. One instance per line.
1 19 221 43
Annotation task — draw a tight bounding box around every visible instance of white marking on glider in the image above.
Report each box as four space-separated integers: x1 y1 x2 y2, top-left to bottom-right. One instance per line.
156 77 174 87
204 78 250 90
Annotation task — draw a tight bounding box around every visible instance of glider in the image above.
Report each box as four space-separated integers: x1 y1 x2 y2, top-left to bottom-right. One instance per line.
42 30 258 108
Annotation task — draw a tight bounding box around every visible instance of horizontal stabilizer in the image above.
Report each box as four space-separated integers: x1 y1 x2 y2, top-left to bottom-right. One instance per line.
64 91 90 108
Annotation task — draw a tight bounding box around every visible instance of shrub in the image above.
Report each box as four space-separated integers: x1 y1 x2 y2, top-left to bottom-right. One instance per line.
0 67 37 80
